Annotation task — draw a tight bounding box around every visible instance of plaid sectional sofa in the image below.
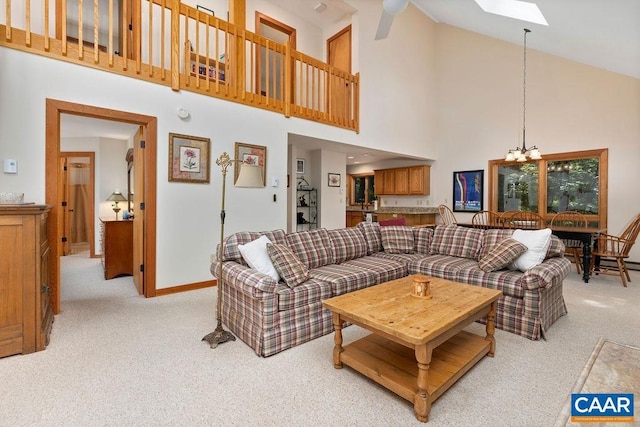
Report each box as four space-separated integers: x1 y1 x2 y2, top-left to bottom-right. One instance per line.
212 223 571 357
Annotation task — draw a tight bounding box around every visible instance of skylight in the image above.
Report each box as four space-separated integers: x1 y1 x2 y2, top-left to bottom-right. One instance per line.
474 0 548 26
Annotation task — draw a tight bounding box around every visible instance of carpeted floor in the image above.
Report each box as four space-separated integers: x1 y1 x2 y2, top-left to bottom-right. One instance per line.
0 253 639 426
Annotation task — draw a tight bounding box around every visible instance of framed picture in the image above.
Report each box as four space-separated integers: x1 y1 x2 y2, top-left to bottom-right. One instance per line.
328 173 341 187
296 159 305 174
168 133 210 183
234 142 266 186
453 170 484 212
196 5 214 16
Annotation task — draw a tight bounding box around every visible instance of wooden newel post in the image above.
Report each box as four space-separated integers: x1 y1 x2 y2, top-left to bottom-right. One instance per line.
170 0 180 91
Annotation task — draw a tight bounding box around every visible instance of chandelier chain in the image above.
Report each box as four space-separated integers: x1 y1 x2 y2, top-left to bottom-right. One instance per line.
523 28 529 144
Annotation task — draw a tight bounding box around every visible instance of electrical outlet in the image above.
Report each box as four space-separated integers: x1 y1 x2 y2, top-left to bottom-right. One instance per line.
394 200 397 205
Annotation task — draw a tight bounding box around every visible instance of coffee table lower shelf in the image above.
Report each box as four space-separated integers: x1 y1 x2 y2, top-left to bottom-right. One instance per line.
340 330 491 406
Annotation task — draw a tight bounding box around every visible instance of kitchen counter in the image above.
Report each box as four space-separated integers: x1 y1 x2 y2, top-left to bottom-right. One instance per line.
375 206 438 214
346 206 376 213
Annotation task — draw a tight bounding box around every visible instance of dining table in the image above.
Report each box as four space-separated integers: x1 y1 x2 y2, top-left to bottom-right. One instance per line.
457 223 606 283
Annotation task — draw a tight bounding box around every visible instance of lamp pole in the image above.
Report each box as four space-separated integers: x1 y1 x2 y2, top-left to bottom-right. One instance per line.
202 152 237 348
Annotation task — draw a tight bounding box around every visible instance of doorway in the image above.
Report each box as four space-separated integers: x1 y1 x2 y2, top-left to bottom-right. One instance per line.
255 11 296 100
60 152 96 257
327 25 352 119
46 99 157 314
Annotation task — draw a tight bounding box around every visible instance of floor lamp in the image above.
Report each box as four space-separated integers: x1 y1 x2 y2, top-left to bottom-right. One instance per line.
203 152 264 349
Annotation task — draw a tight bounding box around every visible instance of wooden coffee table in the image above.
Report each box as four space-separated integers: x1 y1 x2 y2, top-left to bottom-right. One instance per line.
323 275 502 423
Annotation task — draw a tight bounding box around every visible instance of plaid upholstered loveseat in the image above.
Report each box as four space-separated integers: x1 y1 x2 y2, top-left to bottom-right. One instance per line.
213 223 571 357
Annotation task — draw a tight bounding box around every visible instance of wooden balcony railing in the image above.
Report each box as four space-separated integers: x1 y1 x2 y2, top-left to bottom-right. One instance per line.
0 0 359 132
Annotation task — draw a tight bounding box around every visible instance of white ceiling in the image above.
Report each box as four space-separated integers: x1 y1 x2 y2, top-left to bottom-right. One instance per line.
267 0 640 80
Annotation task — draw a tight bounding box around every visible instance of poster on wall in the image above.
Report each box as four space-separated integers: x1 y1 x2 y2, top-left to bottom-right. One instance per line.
453 170 483 212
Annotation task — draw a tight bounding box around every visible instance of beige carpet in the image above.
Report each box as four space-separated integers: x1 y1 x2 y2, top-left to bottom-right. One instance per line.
555 338 640 426
1 253 639 426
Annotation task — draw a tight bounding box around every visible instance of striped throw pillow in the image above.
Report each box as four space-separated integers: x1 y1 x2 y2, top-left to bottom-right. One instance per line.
267 243 309 288
478 238 528 272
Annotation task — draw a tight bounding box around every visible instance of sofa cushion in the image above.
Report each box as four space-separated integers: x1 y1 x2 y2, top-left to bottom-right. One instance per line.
380 225 415 254
221 230 287 265
342 255 408 284
238 235 280 282
479 238 528 272
285 228 333 269
267 243 309 288
413 227 434 255
327 227 368 264
430 225 483 260
357 221 383 254
455 266 526 298
408 254 479 281
510 228 552 272
309 264 378 296
478 228 514 260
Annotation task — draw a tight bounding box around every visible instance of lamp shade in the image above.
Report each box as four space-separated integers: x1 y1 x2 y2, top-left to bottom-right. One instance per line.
107 191 128 202
235 164 264 188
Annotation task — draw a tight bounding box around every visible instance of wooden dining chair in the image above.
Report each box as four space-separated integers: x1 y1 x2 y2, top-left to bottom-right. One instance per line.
437 204 457 225
471 211 502 229
550 211 588 273
591 213 640 287
501 211 545 229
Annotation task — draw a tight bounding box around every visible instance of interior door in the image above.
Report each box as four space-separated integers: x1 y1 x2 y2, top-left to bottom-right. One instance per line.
132 126 145 295
255 12 296 100
327 25 352 120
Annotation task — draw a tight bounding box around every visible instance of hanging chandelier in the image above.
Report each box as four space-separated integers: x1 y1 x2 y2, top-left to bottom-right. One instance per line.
505 28 541 162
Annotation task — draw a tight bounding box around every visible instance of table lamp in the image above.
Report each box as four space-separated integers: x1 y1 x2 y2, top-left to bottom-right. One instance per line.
107 190 128 220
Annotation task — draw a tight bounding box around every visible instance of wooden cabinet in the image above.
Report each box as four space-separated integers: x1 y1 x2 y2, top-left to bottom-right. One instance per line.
0 204 53 358
346 211 364 227
394 168 409 194
375 165 430 195
100 218 133 280
409 165 430 195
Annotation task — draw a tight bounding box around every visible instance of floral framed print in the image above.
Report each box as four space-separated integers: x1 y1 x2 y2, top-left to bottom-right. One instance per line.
453 169 484 212
328 173 341 187
234 142 266 186
168 133 210 183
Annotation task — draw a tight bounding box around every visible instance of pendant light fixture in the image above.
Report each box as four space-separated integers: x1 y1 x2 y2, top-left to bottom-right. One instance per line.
505 28 541 162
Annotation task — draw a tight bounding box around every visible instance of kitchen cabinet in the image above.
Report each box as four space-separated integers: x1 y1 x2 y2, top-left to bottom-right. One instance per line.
394 168 409 194
375 165 430 196
0 204 53 358
409 165 430 195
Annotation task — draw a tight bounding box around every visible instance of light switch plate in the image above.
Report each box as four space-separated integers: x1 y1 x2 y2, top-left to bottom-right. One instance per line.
271 177 279 187
3 159 17 174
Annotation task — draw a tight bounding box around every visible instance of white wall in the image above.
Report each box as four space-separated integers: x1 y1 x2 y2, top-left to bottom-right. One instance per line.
316 149 347 230
432 25 640 260
0 47 357 289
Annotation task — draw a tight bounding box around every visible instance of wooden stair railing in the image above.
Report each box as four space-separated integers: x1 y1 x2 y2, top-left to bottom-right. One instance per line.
0 0 359 132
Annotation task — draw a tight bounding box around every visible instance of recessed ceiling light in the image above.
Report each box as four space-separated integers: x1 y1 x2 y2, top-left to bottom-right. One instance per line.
474 0 548 26
354 161 361 164
347 156 355 159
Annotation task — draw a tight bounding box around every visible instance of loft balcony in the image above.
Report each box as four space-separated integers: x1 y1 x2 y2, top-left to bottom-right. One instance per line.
0 0 359 132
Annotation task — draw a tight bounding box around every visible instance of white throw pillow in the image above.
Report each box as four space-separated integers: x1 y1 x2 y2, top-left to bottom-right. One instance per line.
509 228 552 272
238 235 281 282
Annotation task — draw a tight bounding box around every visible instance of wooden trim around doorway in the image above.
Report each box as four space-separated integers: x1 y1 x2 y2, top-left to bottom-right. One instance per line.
46 98 158 314
155 279 216 296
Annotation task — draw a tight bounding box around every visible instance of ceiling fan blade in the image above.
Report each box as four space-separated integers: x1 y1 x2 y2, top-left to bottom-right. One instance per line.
375 0 409 40
375 11 395 40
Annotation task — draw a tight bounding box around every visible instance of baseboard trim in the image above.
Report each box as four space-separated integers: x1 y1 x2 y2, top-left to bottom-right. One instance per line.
156 280 216 296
